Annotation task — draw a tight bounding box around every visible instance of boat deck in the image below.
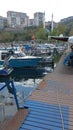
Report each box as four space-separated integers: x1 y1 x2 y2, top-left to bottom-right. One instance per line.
1 53 73 130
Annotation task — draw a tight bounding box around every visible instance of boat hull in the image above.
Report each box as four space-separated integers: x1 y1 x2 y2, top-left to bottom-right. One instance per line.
8 58 42 68
0 67 13 76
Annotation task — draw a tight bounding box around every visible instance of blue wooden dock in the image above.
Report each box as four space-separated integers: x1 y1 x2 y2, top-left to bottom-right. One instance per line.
19 53 73 130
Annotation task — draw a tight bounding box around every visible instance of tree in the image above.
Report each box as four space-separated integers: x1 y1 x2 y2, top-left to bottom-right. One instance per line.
69 28 73 36
35 27 48 41
49 23 67 36
0 32 14 42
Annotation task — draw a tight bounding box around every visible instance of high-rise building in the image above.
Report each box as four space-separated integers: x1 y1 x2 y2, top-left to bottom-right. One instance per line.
0 16 4 29
34 12 45 27
28 19 34 27
7 11 28 28
6 11 46 28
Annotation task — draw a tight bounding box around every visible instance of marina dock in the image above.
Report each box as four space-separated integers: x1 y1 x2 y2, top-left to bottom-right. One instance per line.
1 52 73 130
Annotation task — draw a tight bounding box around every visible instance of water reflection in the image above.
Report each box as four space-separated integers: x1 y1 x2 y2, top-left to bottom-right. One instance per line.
0 67 46 107
0 67 46 96
11 67 46 81
0 67 52 118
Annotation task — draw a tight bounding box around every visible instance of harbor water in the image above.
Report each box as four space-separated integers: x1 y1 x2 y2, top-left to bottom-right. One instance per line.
0 66 53 121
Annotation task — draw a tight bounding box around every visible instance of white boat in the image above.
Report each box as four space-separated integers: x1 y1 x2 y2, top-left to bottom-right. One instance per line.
0 50 42 68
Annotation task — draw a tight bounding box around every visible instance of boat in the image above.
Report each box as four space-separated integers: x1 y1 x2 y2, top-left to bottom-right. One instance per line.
31 45 54 68
0 65 13 76
0 50 42 68
39 56 54 68
0 50 9 66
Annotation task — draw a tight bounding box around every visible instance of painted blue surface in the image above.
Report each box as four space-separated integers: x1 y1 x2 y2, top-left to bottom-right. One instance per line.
0 68 13 76
0 69 8 75
9 58 42 68
0 80 19 109
0 61 4 66
19 100 69 130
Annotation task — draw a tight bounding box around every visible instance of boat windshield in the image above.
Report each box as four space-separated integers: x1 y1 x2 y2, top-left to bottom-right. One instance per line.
14 52 26 57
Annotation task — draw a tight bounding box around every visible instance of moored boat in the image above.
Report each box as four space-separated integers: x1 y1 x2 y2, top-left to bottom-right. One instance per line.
0 65 13 76
0 50 42 68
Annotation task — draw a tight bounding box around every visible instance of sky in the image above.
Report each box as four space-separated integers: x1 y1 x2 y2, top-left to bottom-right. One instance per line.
0 0 73 22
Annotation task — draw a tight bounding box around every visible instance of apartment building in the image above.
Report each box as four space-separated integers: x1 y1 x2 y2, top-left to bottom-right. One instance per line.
34 12 45 27
7 11 29 28
28 19 34 27
7 11 45 28
0 16 4 29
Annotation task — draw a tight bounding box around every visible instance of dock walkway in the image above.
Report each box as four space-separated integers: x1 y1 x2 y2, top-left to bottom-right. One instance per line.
1 52 73 130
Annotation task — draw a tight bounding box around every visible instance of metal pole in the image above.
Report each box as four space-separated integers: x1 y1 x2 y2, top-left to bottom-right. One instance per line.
10 80 19 109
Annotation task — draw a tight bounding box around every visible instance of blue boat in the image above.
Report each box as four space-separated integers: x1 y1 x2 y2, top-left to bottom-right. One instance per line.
0 50 42 68
0 65 13 76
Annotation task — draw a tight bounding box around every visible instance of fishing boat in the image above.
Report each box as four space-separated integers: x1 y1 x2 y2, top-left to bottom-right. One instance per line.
0 50 42 68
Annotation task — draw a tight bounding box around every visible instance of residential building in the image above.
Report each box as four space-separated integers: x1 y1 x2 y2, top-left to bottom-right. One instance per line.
34 12 45 27
0 16 4 29
7 11 28 28
28 19 34 27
